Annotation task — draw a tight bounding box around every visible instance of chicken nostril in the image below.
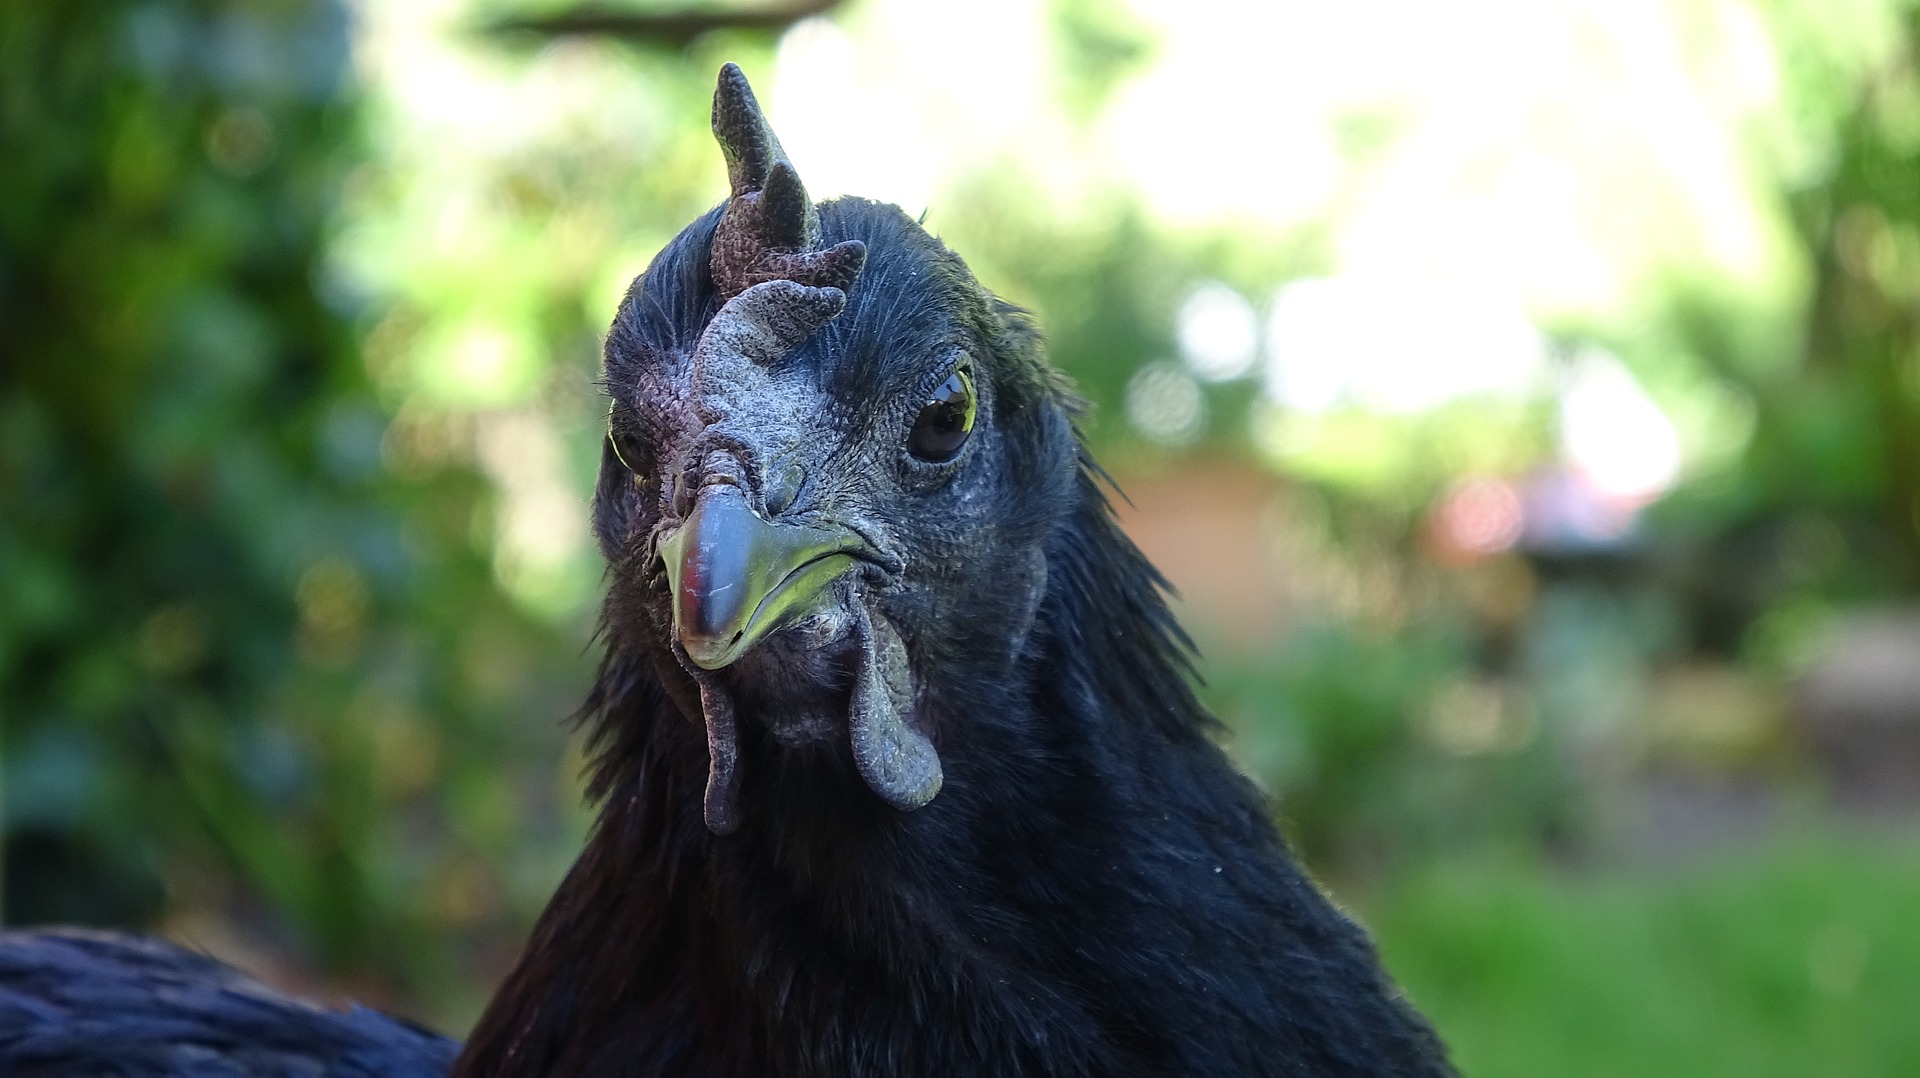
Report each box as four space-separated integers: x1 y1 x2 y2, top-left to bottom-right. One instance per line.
764 460 805 518
672 468 697 517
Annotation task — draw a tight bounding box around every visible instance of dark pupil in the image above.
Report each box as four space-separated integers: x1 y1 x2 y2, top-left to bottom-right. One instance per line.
608 429 651 478
909 371 975 462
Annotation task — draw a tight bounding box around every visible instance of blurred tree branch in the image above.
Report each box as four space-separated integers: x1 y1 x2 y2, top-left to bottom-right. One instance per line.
484 0 844 45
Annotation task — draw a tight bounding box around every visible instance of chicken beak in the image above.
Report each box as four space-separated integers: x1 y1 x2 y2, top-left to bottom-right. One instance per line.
657 484 858 670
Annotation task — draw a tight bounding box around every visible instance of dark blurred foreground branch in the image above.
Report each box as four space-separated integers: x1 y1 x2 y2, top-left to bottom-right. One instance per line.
485 0 843 45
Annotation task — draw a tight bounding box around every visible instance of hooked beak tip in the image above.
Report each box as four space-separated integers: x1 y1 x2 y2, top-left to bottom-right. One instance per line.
681 627 745 670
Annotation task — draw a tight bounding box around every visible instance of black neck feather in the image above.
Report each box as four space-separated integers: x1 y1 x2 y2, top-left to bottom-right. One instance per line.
454 461 1451 1077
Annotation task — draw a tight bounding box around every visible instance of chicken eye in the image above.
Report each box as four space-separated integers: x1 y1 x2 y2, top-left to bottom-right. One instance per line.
907 369 975 463
608 427 654 482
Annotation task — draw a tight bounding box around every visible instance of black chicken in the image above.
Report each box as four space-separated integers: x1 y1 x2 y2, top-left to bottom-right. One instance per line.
0 66 1454 1077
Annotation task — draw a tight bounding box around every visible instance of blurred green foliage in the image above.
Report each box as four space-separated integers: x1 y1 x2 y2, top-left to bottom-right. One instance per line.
1167 0 1920 881
1210 618 1587 876
0 0 589 1015
1372 836 1920 1077
4 0 1920 1059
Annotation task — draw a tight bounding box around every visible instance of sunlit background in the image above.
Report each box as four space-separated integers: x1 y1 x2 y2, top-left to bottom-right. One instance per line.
7 0 1920 1072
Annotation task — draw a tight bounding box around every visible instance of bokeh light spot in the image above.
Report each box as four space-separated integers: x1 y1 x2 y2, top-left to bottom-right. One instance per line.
1178 281 1258 382
1127 361 1206 445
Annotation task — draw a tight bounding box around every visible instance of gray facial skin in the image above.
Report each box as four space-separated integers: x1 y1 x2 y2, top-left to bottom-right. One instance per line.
602 65 987 834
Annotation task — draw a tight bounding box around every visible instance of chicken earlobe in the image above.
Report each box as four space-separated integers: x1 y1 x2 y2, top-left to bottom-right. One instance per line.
849 599 943 812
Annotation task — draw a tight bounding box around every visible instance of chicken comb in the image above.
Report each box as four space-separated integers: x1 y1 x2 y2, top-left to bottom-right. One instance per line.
709 63 866 301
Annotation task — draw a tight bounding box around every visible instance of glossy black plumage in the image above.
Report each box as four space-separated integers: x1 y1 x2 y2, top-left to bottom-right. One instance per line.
0 930 456 1076
450 195 1456 1076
